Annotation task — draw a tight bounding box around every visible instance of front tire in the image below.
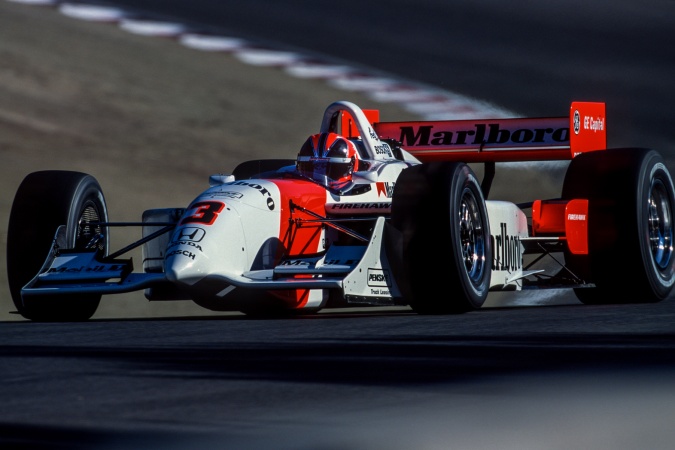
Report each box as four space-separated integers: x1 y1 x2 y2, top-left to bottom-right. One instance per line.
391 162 491 314
7 171 108 321
562 148 675 304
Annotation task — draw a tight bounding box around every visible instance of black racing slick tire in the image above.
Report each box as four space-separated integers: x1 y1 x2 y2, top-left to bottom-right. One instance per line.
562 148 675 304
7 171 109 321
391 162 492 314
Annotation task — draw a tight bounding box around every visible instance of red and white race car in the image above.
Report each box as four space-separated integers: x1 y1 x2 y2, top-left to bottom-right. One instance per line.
7 100 675 320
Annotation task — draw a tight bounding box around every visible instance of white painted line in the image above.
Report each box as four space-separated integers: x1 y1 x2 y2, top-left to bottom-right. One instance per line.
402 97 481 119
327 76 398 91
6 0 57 5
59 4 126 22
284 62 355 79
234 49 302 66
367 87 445 103
119 19 186 37
404 97 486 114
419 110 490 120
179 34 247 52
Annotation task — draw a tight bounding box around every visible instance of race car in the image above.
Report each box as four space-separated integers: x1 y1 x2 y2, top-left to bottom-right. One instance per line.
7 100 675 321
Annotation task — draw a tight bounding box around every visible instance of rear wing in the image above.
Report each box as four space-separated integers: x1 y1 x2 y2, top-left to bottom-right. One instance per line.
342 101 606 163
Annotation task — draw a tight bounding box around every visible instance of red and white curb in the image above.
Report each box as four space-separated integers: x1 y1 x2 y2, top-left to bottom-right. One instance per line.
5 0 514 120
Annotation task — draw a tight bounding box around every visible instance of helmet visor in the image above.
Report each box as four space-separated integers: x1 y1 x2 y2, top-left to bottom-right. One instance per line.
297 156 353 186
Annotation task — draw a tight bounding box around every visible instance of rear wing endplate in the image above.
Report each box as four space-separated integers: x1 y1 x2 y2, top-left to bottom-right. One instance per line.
355 101 606 163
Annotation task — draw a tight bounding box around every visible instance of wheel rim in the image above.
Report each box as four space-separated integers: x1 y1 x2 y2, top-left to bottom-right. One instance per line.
647 178 673 270
458 188 487 284
76 202 104 251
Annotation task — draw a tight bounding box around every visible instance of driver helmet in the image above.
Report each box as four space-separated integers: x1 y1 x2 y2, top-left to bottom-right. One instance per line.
296 132 359 190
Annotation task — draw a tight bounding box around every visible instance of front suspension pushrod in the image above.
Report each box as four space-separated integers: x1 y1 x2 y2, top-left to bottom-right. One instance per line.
289 201 370 242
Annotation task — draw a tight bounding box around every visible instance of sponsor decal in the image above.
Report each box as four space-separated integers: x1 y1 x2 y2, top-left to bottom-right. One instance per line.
398 123 568 148
279 260 312 266
373 142 393 157
583 115 604 133
208 191 244 200
324 258 359 265
573 110 581 135
368 128 378 140
567 213 586 221
330 202 392 210
370 288 391 296
225 180 275 210
46 264 126 274
227 180 271 197
167 241 203 252
491 222 522 271
166 249 196 260
174 227 205 242
376 182 395 198
367 268 391 287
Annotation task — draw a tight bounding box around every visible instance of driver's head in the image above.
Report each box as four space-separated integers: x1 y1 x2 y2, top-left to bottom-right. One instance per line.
297 132 359 190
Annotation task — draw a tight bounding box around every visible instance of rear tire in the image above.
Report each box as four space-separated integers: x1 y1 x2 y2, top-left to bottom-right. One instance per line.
391 162 491 314
562 148 675 304
7 171 108 321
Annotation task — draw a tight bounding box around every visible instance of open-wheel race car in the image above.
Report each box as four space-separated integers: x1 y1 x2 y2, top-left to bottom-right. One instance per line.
7 100 675 321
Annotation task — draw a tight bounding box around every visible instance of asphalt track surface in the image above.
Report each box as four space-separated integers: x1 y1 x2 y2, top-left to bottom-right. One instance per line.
3 1 675 449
